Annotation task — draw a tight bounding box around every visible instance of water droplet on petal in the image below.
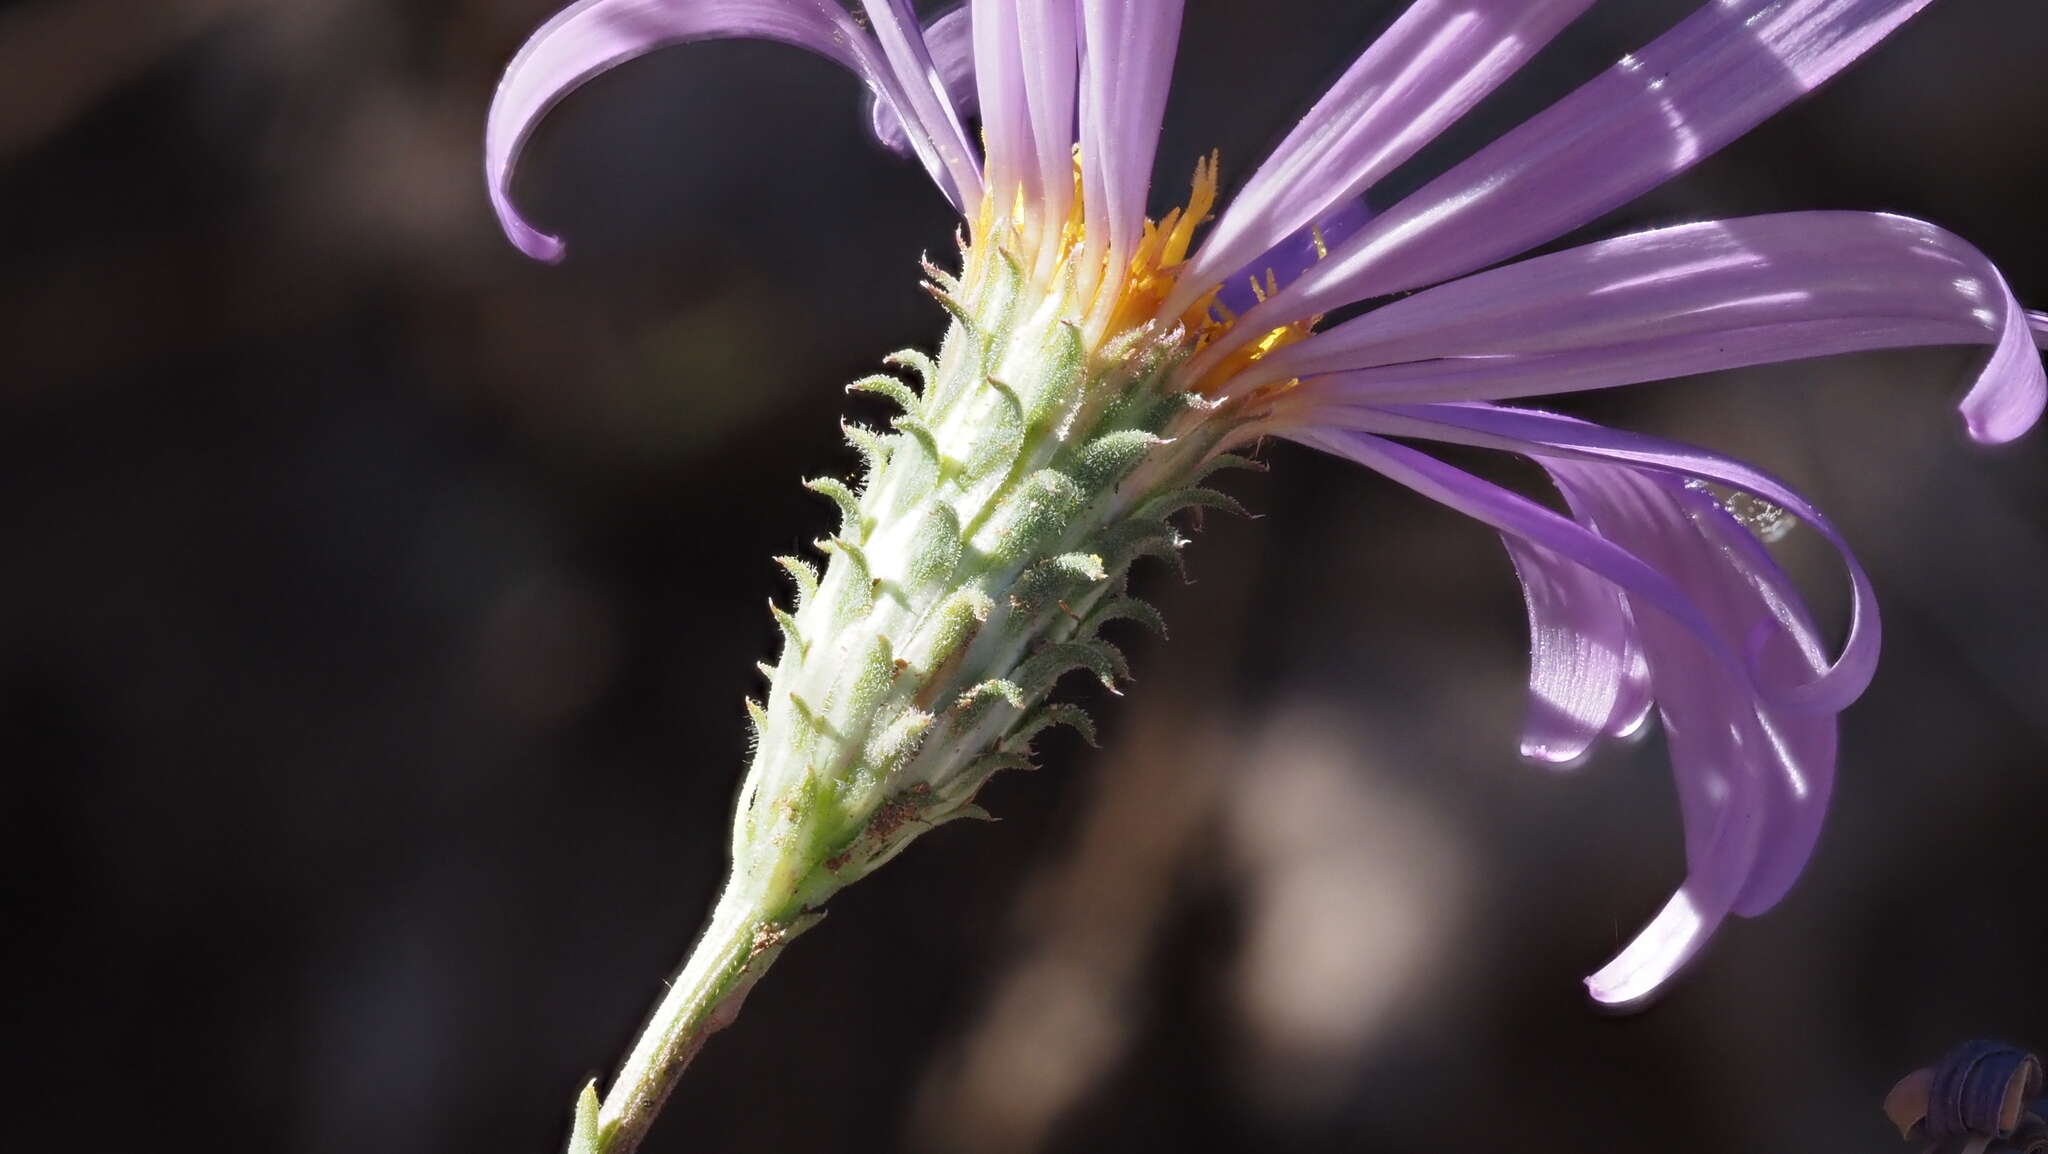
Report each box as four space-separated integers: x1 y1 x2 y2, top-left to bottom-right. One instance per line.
1685 479 1798 543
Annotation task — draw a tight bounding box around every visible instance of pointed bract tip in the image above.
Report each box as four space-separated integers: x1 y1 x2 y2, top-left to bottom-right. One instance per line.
565 1080 603 1154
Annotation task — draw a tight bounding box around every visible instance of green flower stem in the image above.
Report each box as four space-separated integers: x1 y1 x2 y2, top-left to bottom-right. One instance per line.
573 887 818 1154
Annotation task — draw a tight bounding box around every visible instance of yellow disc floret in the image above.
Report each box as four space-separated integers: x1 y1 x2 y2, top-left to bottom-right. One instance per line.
962 150 1324 402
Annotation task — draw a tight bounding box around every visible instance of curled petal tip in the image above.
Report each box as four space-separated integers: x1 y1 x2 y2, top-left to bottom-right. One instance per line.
509 220 567 264
1608 703 1654 741
1518 740 1589 769
1583 966 1664 1010
865 4 975 157
490 174 566 260
482 0 901 261
1583 888 1713 1010
1959 275 2048 444
1962 388 2047 446
1583 970 1655 1010
488 132 563 260
1582 974 1631 1008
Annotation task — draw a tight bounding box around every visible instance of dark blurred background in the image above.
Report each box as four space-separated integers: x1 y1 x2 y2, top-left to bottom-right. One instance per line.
4 1 2046 1151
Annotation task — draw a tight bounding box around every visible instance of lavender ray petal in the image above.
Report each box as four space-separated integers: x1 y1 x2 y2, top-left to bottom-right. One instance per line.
1269 213 2007 367
1276 317 1988 408
1304 400 1879 713
860 0 986 210
1501 533 1632 765
970 1 1033 205
1014 0 1080 268
486 0 884 261
1213 196 1372 318
1166 0 1593 317
1283 427 1753 690
1513 438 1663 763
1291 426 1852 999
1201 0 1939 367
1536 466 1657 743
1570 469 1836 928
1079 0 1184 298
1581 812 1760 1007
1248 213 2046 443
1289 429 1783 1004
1603 593 1656 740
1550 465 1824 1002
1679 485 1837 917
869 5 975 157
1583 884 1732 1006
1969 262 2048 443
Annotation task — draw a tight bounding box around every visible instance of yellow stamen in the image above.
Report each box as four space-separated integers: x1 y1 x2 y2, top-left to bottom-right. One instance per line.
1096 150 1219 340
961 148 1326 398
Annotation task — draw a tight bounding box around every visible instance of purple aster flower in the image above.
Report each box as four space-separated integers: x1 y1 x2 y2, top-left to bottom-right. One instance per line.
487 2 2046 1149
